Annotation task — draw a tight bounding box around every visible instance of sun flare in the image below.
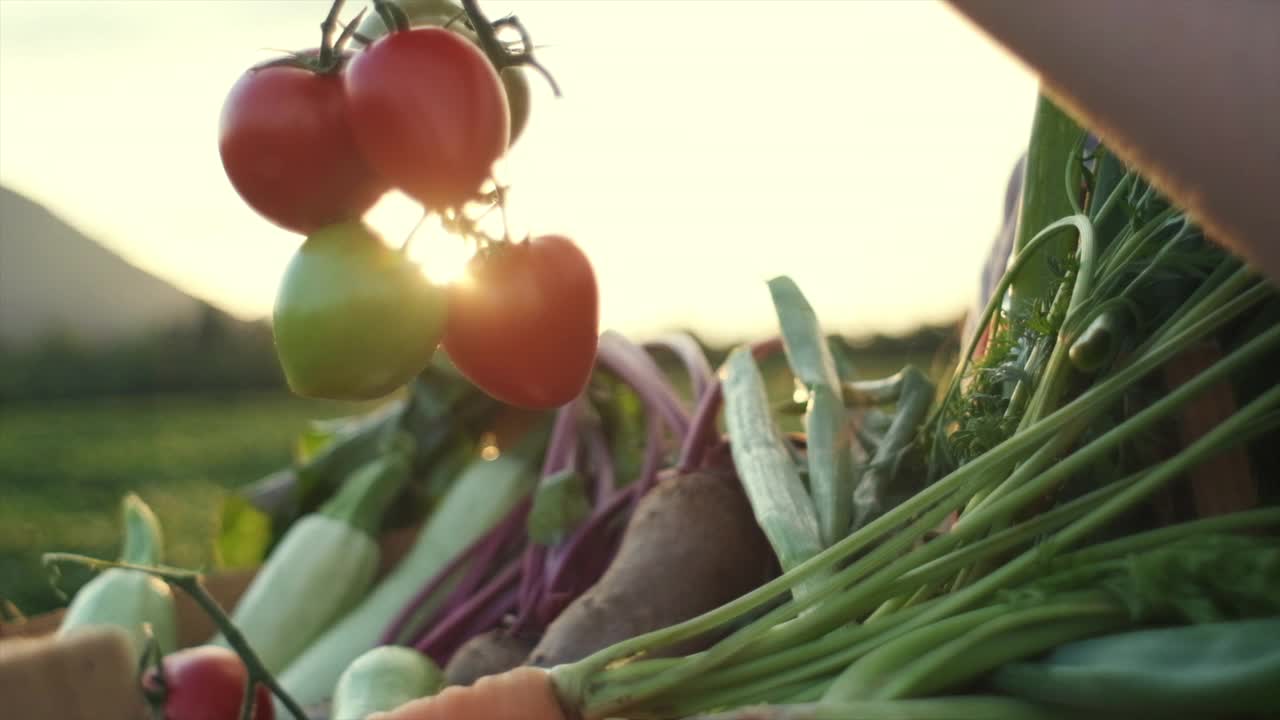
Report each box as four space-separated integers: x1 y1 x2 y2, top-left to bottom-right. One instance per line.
409 226 476 287
364 191 476 287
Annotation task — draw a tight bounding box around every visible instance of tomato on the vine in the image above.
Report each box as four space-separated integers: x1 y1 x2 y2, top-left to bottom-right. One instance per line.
343 28 510 210
273 222 448 401
353 0 532 146
142 645 273 720
219 58 387 235
443 235 599 409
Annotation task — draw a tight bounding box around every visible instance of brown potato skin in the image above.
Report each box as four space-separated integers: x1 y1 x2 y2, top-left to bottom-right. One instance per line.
444 629 537 687
528 469 774 667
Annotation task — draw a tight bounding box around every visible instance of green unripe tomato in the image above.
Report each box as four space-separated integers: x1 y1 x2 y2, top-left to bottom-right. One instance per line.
497 65 531 146
355 0 531 145
273 222 447 401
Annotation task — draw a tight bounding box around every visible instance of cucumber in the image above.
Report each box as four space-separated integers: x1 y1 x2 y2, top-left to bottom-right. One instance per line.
332 646 444 719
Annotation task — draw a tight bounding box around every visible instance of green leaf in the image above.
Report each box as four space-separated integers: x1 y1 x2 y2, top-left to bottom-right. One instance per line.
527 470 592 546
295 425 340 465
767 276 841 390
215 494 273 569
768 275 856 546
595 374 647 492
1106 534 1280 623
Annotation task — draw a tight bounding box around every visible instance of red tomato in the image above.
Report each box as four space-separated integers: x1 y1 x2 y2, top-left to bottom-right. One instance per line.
219 59 387 235
443 235 599 409
142 645 273 720
343 28 509 210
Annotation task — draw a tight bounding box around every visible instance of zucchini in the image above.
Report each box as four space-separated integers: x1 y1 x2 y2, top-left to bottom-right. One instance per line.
332 646 444 719
58 493 177 662
277 424 546 708
212 444 412 673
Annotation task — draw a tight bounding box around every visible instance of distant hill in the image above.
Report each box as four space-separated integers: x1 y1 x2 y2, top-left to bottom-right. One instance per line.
0 185 207 349
0 185 285 400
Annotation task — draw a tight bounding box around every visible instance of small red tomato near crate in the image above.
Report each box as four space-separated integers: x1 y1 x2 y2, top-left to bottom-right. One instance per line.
343 27 511 210
142 645 273 720
444 235 600 410
218 59 387 235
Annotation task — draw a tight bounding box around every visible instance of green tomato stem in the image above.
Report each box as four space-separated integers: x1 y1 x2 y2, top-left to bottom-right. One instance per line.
317 0 346 67
41 554 309 720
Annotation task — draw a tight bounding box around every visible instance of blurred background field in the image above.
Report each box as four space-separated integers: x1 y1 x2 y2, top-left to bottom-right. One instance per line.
0 392 371 617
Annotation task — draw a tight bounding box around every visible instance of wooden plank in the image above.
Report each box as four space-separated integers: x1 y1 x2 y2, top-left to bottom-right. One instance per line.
0 627 143 720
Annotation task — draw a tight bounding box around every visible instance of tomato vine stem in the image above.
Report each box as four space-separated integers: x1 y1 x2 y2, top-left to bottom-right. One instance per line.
42 553 309 720
318 0 347 68
333 8 368 56
138 628 167 720
462 0 562 96
373 0 411 35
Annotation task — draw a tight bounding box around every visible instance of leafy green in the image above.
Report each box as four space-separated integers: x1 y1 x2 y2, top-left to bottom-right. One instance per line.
1104 535 1280 623
1014 535 1280 624
527 470 592 546
992 619 1280 715
215 494 273 569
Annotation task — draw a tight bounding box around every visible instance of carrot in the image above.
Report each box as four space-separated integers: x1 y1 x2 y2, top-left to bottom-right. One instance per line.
527 468 774 668
369 666 564 720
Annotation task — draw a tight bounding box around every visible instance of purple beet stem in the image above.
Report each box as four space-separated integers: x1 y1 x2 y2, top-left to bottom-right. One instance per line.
645 333 716 405
598 331 691 438
387 332 720 660
378 496 531 645
517 418 625 630
414 561 522 663
678 337 783 471
388 397 584 650
585 417 616 505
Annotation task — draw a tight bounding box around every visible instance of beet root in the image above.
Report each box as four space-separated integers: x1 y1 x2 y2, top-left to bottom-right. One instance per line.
528 469 774 667
444 629 537 687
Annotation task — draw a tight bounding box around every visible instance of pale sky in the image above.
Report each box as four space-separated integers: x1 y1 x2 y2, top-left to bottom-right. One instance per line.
0 0 1036 344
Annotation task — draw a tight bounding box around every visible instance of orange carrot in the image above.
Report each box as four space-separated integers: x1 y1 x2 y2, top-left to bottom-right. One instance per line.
369 666 566 720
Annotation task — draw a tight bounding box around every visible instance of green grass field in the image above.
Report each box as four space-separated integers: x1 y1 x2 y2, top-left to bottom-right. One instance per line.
0 392 368 616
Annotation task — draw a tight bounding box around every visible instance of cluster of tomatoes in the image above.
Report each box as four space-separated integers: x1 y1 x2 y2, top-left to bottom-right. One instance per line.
218 0 598 410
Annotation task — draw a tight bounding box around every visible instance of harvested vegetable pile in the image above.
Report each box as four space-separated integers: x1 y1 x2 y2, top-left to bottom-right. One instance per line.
16 2 1279 720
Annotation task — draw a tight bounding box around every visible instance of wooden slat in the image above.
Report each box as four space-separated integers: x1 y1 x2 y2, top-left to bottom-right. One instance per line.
1163 342 1258 518
0 627 143 720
